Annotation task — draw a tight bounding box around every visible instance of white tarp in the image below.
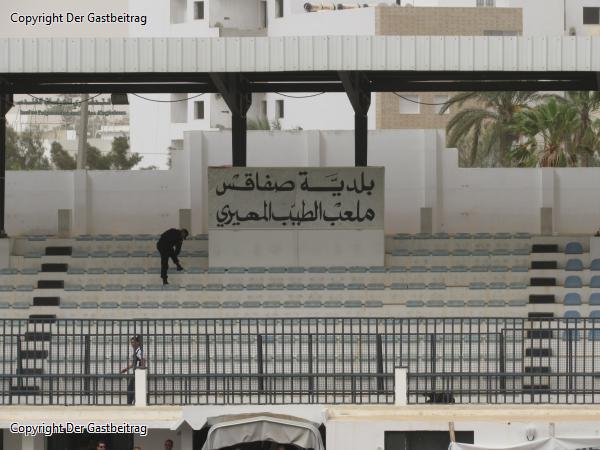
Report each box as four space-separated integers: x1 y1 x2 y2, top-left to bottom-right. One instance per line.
208 167 384 230
201 413 325 450
451 436 600 450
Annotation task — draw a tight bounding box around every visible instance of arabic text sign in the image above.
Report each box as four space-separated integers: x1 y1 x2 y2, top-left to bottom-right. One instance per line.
208 167 384 229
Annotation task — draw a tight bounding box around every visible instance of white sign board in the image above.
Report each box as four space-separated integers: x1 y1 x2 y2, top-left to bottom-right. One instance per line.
208 167 384 230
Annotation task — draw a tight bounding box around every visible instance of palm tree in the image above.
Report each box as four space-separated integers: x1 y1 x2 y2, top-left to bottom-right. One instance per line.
554 91 600 166
512 98 580 167
440 91 540 167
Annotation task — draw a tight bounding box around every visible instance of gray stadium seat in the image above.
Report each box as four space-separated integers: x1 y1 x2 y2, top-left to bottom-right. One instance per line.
326 283 345 290
246 284 264 291
283 301 303 308
431 266 448 272
344 300 362 308
263 301 281 308
367 283 385 290
589 293 600 305
507 299 527 307
509 282 528 289
388 266 407 273
489 282 508 289
222 301 241 309
364 300 383 308
467 299 486 307
426 300 444 308
286 283 305 291
139 302 160 309
592 259 600 271
470 266 489 272
99 302 118 309
126 268 145 274
428 283 446 289
120 301 139 309
452 248 470 256
469 282 487 290
105 284 123 291
447 300 465 307
391 283 407 290
124 284 144 291
406 300 424 307
511 266 529 272
488 299 505 307
242 301 261 308
407 283 426 290
512 248 530 255
160 301 180 308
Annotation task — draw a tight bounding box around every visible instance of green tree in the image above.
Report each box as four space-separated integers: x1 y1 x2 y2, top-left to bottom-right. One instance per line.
50 142 76 170
440 91 540 167
554 91 600 166
6 128 50 170
512 97 580 167
107 136 142 169
85 144 111 170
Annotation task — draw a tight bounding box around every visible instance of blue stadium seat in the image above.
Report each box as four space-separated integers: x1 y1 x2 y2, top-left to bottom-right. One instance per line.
470 266 489 272
509 282 528 289
450 266 468 272
308 266 327 273
246 284 264 291
349 266 369 273
227 267 246 274
267 266 287 273
472 250 489 257
326 283 345 291
407 283 426 290
79 302 99 309
111 251 129 258
124 284 144 291
392 249 410 257
323 301 343 308
490 266 510 272
88 268 105 274
99 302 119 309
512 248 530 256
433 233 450 239
431 266 448 272
348 283 366 290
494 233 511 239
107 268 125 274
390 283 407 290
126 267 145 274
307 283 325 290
222 301 241 309
388 266 407 273
590 276 600 288
428 283 446 290
565 259 584 271
511 266 529 272
469 282 487 290
226 284 245 291
367 283 385 290
409 266 428 272
286 283 305 291
364 300 383 308
139 302 160 309
474 233 492 239
105 284 123 291
201 301 221 308
563 293 582 306
589 311 600 340
592 259 600 271
283 301 303 308
90 251 109 258
304 301 321 308
590 293 600 305
432 249 449 256
21 268 39 275
412 249 431 256
489 282 508 289
513 232 531 239
564 276 582 288
564 310 581 319
287 267 305 273
565 242 584 254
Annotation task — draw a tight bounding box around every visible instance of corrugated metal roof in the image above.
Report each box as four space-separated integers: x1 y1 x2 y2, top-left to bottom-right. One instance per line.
1 36 599 73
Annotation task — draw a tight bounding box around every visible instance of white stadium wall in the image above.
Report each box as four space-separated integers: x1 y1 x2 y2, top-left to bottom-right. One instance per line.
5 129 600 236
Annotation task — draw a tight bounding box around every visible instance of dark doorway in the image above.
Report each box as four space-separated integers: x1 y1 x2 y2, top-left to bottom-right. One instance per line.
385 431 474 450
47 433 133 450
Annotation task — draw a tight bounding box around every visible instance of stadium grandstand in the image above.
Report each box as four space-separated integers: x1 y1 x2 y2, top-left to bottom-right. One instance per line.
2 35 600 450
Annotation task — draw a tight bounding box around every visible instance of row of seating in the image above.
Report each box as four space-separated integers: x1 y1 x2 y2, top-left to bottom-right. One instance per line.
24 250 209 258
24 234 209 241
393 233 532 240
58 265 529 274
55 282 535 291
564 293 600 305
390 249 530 256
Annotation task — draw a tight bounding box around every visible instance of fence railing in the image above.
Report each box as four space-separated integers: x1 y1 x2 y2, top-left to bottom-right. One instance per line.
2 317 599 405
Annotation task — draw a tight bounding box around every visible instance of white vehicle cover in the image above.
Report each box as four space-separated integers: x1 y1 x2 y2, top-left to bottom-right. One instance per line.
201 413 325 450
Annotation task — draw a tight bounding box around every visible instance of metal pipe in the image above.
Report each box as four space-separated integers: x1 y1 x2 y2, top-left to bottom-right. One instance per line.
304 2 370 12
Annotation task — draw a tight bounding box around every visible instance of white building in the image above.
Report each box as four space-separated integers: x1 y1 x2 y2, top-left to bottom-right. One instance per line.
127 0 600 168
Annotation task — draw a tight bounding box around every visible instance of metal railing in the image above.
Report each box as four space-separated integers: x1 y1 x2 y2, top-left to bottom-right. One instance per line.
2 317 599 405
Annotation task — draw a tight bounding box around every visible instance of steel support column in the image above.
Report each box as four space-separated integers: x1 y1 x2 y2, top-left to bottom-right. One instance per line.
210 74 252 167
0 90 13 238
339 71 371 166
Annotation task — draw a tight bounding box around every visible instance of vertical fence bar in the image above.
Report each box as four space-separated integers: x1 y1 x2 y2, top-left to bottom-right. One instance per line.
257 334 264 394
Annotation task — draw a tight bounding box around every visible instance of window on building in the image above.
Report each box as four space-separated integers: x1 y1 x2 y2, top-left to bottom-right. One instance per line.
194 101 205 119
434 95 449 115
260 100 267 118
170 0 186 24
583 7 600 25
171 94 188 123
275 100 284 119
275 0 284 18
476 0 495 6
260 1 268 27
399 95 420 114
194 1 205 20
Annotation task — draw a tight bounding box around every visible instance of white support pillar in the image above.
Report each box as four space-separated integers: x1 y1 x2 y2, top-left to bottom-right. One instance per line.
305 130 322 166
394 367 408 406
179 423 194 450
72 170 89 235
539 168 556 235
0 237 11 269
422 130 440 233
135 368 147 407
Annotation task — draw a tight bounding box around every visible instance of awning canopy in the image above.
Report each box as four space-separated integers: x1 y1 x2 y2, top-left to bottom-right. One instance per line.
201 413 325 450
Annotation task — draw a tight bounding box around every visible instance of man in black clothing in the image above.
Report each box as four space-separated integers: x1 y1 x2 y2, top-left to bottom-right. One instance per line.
156 228 188 284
